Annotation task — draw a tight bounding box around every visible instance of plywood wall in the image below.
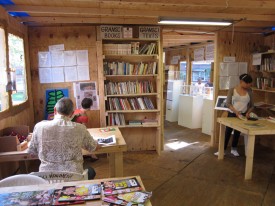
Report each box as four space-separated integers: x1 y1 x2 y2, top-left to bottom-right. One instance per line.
28 26 100 128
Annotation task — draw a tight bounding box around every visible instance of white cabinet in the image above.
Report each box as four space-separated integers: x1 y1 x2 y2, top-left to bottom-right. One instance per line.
202 98 214 136
178 94 203 129
165 80 183 122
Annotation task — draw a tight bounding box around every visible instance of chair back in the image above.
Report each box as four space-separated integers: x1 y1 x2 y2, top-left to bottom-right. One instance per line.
30 169 88 183
0 174 47 187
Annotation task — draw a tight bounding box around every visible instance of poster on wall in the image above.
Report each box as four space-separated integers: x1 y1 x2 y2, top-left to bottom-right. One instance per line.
73 82 99 110
44 88 69 120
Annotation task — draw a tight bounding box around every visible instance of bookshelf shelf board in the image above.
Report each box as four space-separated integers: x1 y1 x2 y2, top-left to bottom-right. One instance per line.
117 124 160 128
105 75 158 78
106 109 160 113
252 87 275 93
104 54 158 60
106 93 158 97
103 38 159 42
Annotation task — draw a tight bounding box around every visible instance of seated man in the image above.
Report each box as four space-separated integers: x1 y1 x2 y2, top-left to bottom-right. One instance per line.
28 97 99 180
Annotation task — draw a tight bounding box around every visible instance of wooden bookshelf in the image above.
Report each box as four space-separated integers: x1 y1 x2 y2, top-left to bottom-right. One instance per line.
97 26 163 154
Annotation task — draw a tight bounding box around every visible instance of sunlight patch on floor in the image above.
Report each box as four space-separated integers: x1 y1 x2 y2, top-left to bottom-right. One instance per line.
166 141 199 150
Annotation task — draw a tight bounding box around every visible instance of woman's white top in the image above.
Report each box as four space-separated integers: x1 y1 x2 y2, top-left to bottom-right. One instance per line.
232 89 250 113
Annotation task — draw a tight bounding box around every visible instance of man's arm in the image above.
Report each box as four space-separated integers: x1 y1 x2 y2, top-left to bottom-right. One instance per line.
27 126 38 156
82 129 99 152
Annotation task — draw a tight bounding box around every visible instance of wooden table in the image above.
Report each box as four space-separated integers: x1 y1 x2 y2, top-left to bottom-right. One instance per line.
217 117 275 180
0 127 127 177
0 176 152 206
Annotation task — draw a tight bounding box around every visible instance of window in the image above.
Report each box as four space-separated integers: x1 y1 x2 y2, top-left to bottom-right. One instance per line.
0 27 8 112
191 61 212 84
179 61 187 82
8 33 28 106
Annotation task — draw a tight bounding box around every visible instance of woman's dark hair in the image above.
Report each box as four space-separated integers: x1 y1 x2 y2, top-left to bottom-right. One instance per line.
81 97 93 109
239 73 252 84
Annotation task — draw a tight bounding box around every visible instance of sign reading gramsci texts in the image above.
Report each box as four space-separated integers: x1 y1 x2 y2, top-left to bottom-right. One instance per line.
100 25 123 39
139 26 160 39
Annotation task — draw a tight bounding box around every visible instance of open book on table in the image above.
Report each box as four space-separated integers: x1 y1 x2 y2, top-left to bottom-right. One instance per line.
94 135 116 146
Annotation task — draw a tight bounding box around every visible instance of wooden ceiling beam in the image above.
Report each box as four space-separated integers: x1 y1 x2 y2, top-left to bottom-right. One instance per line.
19 16 157 25
163 35 215 41
74 0 275 9
5 5 275 21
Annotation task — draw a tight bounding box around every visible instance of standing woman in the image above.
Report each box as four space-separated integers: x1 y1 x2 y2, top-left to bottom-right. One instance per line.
216 73 254 157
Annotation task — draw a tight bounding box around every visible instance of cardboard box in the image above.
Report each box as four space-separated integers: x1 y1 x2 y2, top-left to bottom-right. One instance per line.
0 125 30 152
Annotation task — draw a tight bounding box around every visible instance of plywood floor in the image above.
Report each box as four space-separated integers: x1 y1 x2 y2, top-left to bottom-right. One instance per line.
31 121 275 206
92 121 275 206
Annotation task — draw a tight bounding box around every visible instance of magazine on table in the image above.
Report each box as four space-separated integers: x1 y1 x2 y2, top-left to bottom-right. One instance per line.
58 184 101 202
0 189 54 206
101 177 142 196
102 191 152 205
94 134 116 146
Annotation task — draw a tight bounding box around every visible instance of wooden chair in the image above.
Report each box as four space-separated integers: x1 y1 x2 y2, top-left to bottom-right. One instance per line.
0 174 48 187
30 169 88 183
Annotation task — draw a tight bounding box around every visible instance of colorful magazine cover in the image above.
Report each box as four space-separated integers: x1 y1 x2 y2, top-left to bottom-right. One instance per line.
102 177 142 196
102 191 152 206
117 191 152 204
0 189 54 206
58 184 101 202
52 189 84 205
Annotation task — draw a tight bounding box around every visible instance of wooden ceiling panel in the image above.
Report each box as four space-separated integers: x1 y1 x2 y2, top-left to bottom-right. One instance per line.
2 0 275 48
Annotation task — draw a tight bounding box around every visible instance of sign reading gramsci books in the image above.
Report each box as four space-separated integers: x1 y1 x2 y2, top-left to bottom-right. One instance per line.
100 25 123 39
139 26 160 39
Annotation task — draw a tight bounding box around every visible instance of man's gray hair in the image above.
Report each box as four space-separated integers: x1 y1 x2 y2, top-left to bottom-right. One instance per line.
55 97 74 116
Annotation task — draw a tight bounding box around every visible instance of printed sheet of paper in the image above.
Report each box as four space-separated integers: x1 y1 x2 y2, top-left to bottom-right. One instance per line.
39 67 52 83
64 66 78 82
51 67 65 83
227 63 239 76
38 52 51 68
77 65 90 81
252 53 261 65
51 51 64 67
64 50 77 66
76 50 89 66
229 75 239 88
219 63 229 76
49 44 64 51
219 76 229 90
238 62 248 75
73 81 99 110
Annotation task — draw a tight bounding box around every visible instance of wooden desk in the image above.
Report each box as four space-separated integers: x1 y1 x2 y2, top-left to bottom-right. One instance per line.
0 176 152 206
0 127 127 177
217 117 275 180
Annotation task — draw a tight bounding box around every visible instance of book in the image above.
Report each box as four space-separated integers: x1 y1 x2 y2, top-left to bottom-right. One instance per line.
0 189 54 206
101 177 142 196
94 135 116 146
58 184 101 202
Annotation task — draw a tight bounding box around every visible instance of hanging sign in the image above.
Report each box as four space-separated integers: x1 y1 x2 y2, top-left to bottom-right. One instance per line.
139 26 160 39
252 53 262 65
194 48 205 61
205 44 214 61
100 25 123 39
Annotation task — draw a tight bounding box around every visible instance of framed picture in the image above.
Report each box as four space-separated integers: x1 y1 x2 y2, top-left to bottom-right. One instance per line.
215 96 230 111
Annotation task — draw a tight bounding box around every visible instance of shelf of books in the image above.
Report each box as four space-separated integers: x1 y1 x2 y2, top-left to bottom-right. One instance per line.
98 25 163 154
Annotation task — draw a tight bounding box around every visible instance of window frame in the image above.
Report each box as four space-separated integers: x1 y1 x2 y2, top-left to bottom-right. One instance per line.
0 21 30 119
